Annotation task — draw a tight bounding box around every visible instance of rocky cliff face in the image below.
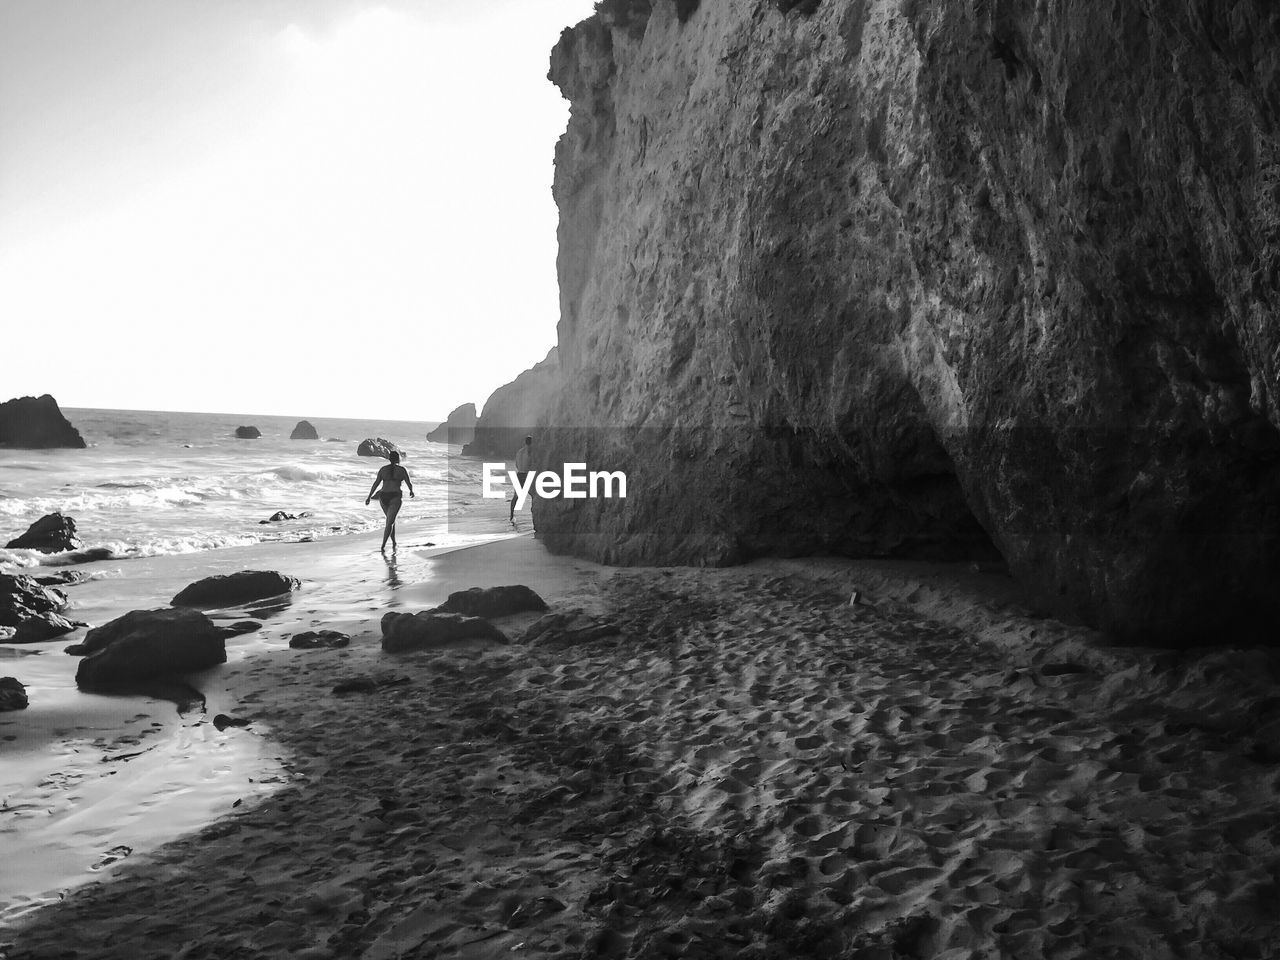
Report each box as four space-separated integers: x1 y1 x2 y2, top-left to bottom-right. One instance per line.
427 403 478 445
463 349 561 459
535 0 1280 644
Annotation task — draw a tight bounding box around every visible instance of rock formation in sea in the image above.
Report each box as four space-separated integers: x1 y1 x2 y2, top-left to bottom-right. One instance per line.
235 425 261 439
357 437 405 459
0 394 86 448
290 420 319 440
462 348 561 459
426 403 478 445
532 0 1280 644
5 513 81 553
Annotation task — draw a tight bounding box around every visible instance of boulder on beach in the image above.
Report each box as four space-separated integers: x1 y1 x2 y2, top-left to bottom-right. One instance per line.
290 420 319 440
357 437 404 459
70 607 226 693
171 570 300 608
433 585 548 619
381 611 507 652
235 426 261 439
0 677 28 712
13 611 83 643
289 629 351 650
0 394 86 449
0 573 68 627
426 403 478 445
5 512 82 553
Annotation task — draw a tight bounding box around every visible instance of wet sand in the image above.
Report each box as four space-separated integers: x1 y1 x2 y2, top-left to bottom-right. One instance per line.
3 538 1280 959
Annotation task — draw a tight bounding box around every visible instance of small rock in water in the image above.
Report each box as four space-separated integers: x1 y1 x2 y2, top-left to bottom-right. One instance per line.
213 714 250 731
5 512 81 553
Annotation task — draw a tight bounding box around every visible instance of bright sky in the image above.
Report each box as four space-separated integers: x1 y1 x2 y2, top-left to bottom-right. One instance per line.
0 0 596 421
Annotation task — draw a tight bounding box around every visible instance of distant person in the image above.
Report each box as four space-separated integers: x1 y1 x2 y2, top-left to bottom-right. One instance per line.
511 435 532 522
365 451 414 552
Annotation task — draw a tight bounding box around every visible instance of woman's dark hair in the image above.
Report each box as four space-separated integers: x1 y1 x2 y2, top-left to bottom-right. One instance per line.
389 451 401 464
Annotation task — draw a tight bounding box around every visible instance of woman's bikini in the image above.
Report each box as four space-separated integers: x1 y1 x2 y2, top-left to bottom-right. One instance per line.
378 466 404 504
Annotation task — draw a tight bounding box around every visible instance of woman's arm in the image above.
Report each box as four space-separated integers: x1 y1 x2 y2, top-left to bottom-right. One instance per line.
366 468 385 504
402 466 414 498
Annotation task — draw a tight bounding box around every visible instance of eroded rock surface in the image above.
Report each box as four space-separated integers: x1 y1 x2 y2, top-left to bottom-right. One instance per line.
0 573 68 628
534 0 1280 643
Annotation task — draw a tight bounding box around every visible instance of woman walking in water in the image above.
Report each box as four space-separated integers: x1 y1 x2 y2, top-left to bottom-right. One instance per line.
365 451 414 552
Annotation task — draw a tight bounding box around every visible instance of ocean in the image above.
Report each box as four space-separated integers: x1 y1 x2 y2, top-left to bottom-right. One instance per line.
0 407 486 568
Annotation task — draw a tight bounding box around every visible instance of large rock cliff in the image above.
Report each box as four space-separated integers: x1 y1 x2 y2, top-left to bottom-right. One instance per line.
462 348 561 460
535 0 1280 644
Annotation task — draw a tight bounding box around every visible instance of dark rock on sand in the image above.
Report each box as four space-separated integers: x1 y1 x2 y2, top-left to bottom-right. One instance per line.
522 609 622 648
12 612 83 643
6 512 81 552
0 677 28 712
212 714 250 731
234 426 261 439
462 349 559 459
290 420 319 440
426 403 478 445
357 437 404 459
289 629 350 650
0 573 68 627
0 394 86 448
433 585 548 618
381 611 507 652
172 570 300 608
71 608 226 693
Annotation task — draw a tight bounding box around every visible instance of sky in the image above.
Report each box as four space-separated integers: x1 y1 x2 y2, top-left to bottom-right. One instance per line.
0 0 598 421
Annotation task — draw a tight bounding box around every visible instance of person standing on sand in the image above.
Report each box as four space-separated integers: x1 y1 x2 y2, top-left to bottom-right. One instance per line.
510 435 532 523
366 451 414 552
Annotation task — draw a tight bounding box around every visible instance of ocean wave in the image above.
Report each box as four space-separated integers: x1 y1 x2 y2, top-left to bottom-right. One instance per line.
270 464 343 483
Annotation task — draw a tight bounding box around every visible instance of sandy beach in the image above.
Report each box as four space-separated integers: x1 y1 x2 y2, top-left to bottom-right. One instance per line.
3 533 1279 959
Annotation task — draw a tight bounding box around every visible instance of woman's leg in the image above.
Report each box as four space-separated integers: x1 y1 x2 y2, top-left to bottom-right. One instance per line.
378 496 393 551
384 497 403 549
